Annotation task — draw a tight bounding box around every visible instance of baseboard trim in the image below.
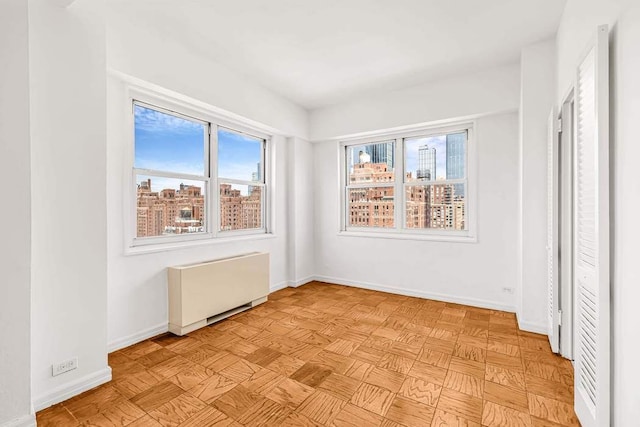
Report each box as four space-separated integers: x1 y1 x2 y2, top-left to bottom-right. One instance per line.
0 414 36 427
269 281 289 293
289 276 315 288
33 367 112 412
313 275 516 313
108 322 168 353
270 277 315 292
517 319 547 335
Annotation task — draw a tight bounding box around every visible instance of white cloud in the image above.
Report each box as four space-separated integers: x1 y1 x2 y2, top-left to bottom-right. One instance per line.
134 105 204 134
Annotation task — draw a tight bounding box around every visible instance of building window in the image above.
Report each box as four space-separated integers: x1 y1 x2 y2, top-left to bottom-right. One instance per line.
132 100 270 247
341 124 474 240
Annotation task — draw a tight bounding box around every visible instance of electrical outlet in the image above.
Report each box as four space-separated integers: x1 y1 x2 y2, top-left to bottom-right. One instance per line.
52 357 78 377
502 287 514 294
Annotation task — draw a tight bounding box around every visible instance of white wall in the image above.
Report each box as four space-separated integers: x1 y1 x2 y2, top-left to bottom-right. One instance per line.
29 0 110 410
107 75 292 349
0 0 33 425
309 63 521 141
556 0 626 105
106 11 311 349
287 137 316 286
518 39 556 333
557 0 640 423
310 65 521 311
312 113 520 311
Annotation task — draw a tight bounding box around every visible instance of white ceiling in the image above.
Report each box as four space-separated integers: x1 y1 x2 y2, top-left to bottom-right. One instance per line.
108 0 566 110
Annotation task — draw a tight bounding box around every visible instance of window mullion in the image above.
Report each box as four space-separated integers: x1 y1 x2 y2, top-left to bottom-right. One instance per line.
262 139 267 233
210 124 218 237
133 168 207 181
346 183 395 189
341 145 348 230
395 137 403 230
219 178 265 186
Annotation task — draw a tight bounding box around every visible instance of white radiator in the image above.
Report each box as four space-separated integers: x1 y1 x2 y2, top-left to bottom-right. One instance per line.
168 252 269 335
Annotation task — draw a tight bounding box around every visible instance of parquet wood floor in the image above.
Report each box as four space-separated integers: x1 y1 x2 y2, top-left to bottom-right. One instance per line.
37 282 580 427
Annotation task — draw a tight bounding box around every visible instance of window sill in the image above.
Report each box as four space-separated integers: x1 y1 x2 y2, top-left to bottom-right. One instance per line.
124 232 277 256
338 230 477 244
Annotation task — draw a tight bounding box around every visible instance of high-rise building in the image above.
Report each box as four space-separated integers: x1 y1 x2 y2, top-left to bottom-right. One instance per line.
405 183 465 230
446 132 466 195
446 132 465 179
348 163 395 228
251 162 261 182
417 145 436 180
249 162 261 193
364 142 394 169
219 183 262 231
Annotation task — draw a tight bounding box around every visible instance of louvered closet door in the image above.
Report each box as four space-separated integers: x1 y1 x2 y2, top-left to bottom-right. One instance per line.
547 108 559 354
574 25 610 427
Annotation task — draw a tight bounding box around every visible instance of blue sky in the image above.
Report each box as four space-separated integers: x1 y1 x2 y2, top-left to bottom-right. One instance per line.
134 105 261 194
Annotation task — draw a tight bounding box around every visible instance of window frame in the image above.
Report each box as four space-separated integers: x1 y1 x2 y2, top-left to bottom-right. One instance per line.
344 138 397 230
339 122 477 242
125 85 273 250
216 126 269 237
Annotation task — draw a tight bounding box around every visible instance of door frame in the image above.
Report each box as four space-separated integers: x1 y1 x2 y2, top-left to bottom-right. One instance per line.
558 88 575 360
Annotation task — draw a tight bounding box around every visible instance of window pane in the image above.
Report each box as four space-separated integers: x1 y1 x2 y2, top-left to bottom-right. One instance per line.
405 184 466 230
218 128 263 182
134 105 206 176
347 141 395 184
348 187 394 228
136 175 206 238
405 131 466 182
219 183 263 231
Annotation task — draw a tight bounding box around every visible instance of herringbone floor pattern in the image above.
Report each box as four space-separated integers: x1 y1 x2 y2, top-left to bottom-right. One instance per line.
37 282 579 426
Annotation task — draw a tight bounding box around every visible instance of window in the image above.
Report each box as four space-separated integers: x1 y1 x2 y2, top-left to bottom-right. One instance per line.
341 124 474 240
346 141 395 228
217 128 265 232
131 98 270 247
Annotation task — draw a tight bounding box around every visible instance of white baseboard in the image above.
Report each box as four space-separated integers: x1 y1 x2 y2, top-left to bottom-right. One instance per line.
289 276 315 288
107 281 301 353
269 281 289 293
0 414 36 427
313 275 516 313
517 319 547 335
108 322 168 353
270 276 314 292
33 367 112 412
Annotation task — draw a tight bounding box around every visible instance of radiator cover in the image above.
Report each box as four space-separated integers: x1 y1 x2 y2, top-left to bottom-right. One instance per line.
167 252 269 335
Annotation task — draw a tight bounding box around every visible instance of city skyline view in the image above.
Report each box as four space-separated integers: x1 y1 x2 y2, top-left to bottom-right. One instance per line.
134 105 264 196
134 105 266 237
135 106 467 237
347 132 467 182
347 135 467 230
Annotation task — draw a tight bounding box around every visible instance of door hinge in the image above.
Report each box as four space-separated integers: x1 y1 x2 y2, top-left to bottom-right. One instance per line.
557 118 563 130
558 310 562 326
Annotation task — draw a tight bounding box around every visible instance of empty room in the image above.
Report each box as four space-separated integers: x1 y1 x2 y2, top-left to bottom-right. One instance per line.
2 0 639 426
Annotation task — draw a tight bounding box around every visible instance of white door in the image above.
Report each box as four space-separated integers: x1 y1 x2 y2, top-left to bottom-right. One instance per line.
573 25 610 427
547 108 560 354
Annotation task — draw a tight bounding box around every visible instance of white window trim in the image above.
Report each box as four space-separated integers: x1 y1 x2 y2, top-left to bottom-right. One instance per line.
123 84 275 255
338 122 477 243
